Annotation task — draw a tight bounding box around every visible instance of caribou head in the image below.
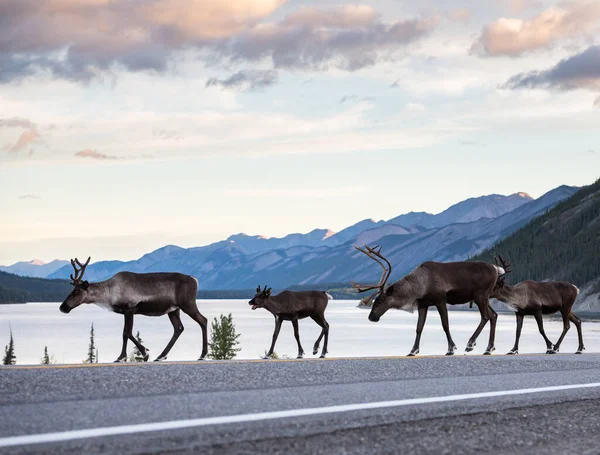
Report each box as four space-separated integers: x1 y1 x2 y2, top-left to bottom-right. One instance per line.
493 255 512 288
249 285 272 310
351 245 395 322
59 257 91 314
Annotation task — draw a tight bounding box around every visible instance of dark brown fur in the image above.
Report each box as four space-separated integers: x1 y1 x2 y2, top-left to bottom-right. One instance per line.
491 280 583 354
249 286 331 358
365 261 502 356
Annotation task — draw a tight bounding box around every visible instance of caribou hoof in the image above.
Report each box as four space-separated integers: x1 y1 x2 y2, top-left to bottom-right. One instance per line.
114 357 126 363
407 350 419 357
483 347 495 355
319 354 326 359
546 349 557 355
313 349 319 355
262 355 271 360
142 350 150 362
154 356 167 362
506 350 518 355
297 355 304 359
575 350 584 355
465 343 475 353
446 346 457 356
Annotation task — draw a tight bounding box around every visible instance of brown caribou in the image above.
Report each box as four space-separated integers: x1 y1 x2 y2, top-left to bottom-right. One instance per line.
249 285 331 359
352 245 504 356
59 257 208 362
491 255 584 355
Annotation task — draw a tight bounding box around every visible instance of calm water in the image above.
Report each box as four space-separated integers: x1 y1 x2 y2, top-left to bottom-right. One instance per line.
1 300 598 365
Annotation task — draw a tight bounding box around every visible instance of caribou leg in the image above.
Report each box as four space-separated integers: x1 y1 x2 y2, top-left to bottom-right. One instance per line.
435 302 457 355
552 310 572 353
115 313 134 362
292 318 305 359
533 311 555 354
466 299 496 354
408 306 428 356
128 333 150 361
570 312 585 354
181 307 208 360
154 309 184 361
311 314 330 358
265 316 283 359
507 313 524 355
311 315 326 356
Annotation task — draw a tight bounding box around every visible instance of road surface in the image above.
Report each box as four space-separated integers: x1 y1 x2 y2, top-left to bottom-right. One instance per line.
2 354 600 454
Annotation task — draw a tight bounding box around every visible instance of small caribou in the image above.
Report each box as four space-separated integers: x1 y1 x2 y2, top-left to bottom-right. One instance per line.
249 285 331 358
352 245 505 356
59 257 208 362
491 255 584 355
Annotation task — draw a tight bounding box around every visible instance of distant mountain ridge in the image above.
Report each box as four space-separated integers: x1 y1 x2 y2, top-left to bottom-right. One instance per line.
39 187 577 289
0 259 69 278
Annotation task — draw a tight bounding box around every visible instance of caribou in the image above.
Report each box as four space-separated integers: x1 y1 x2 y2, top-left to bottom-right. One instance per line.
59 257 208 362
352 245 505 356
491 255 584 355
249 285 331 359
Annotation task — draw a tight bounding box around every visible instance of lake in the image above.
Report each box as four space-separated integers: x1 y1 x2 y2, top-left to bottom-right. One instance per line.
1 300 598 364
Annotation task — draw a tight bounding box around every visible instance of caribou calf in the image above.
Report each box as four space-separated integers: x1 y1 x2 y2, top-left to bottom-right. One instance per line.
491 256 584 355
353 245 504 356
249 285 331 358
59 257 208 362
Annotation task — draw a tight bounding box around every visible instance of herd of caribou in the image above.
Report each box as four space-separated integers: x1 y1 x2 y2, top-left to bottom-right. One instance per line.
59 246 584 362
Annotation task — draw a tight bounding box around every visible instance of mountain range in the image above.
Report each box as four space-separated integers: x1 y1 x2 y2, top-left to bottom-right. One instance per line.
0 259 69 278
3 186 579 290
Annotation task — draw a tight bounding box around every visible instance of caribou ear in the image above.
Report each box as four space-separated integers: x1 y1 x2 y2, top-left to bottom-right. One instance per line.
80 280 90 290
256 285 261 293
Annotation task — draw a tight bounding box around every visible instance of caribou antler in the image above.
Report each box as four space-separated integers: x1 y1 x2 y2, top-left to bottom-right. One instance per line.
70 256 91 285
351 245 393 294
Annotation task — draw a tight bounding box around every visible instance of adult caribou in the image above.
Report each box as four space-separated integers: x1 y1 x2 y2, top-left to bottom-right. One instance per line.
59 257 208 362
491 255 584 355
352 245 505 356
249 285 331 359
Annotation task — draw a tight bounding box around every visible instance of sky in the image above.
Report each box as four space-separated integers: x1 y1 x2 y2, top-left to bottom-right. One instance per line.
0 0 599 265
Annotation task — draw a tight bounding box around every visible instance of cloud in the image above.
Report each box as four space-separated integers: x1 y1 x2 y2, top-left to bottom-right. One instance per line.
340 95 358 104
17 194 41 200
75 149 119 160
0 118 35 129
447 8 470 23
218 6 439 71
503 45 600 93
206 70 278 91
496 0 540 15
152 127 181 140
4 128 40 154
0 0 284 82
472 2 600 57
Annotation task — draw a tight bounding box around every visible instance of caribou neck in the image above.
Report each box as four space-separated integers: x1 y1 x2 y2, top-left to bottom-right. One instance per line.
261 295 280 315
492 284 518 303
390 272 426 309
84 280 112 304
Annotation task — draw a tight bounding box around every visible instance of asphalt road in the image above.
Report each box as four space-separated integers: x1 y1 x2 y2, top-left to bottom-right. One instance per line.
2 354 600 454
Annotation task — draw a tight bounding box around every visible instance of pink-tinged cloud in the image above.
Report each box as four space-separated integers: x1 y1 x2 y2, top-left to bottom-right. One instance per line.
0 1 437 82
75 149 119 160
473 2 600 57
0 0 284 82
6 129 40 154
